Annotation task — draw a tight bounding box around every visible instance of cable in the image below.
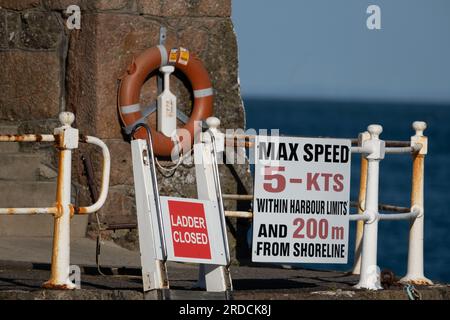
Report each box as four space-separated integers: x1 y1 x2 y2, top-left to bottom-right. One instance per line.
152 133 194 176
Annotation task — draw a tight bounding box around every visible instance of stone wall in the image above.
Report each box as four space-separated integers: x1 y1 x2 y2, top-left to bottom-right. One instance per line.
0 1 65 126
0 1 252 261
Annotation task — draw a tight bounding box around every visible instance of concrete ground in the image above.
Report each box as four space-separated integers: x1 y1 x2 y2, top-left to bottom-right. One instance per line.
0 236 140 267
0 237 449 300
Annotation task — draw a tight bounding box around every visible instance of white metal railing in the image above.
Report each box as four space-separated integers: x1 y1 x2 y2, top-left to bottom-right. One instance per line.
0 112 110 289
214 119 432 290
350 122 431 289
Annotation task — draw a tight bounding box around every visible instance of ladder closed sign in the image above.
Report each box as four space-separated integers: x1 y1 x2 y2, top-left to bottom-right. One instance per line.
161 197 227 265
252 136 351 264
168 200 211 259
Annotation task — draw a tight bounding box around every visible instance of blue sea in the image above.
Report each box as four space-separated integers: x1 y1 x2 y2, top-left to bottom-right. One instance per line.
244 98 450 283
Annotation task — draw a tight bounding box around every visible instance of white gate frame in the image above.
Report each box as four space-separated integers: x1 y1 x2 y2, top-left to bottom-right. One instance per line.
132 119 232 297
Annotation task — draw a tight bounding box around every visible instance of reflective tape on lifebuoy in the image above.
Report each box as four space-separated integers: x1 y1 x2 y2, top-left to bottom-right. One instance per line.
118 45 214 157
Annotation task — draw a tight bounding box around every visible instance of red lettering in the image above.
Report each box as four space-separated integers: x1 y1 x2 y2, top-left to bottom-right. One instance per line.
333 174 344 192
307 172 320 191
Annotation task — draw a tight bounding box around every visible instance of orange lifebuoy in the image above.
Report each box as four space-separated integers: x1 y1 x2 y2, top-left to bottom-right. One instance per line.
118 45 214 157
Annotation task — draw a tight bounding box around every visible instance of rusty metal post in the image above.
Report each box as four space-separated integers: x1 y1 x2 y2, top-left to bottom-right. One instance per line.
43 112 79 289
401 121 433 285
352 131 370 275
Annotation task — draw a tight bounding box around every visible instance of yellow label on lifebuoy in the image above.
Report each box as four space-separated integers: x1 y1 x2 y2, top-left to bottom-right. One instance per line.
178 47 189 66
169 49 178 64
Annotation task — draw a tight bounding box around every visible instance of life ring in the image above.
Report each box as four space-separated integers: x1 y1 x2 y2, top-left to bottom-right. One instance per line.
118 45 214 157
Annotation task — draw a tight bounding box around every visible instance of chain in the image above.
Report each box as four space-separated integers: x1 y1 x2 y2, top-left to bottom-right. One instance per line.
404 284 422 300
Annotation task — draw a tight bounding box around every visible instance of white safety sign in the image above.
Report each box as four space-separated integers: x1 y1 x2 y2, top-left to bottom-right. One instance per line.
252 136 351 264
160 196 228 265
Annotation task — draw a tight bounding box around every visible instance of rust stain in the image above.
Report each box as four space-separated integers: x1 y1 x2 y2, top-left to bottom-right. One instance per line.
52 150 65 219
42 282 75 290
69 204 75 218
13 135 24 142
54 133 65 149
407 279 432 286
54 134 61 147
381 269 398 289
79 134 88 143
76 206 88 215
0 134 50 143
47 208 61 285
54 203 63 218
3 208 43 215
55 151 64 205
225 139 254 149
411 154 424 206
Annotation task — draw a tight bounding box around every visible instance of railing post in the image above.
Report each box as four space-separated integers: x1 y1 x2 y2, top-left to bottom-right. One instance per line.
43 112 79 289
194 117 232 293
400 121 433 285
355 125 385 290
352 131 370 275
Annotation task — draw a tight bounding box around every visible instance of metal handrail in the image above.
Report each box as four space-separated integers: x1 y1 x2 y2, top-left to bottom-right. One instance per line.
0 113 111 289
76 136 111 215
0 134 111 217
0 134 58 215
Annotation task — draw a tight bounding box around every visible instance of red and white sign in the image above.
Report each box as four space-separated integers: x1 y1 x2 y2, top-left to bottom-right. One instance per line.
168 200 211 259
252 135 351 264
160 196 227 265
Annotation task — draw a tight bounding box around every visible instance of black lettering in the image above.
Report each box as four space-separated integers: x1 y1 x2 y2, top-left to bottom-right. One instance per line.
278 143 288 160
324 144 332 162
314 144 324 161
257 224 267 237
288 143 299 161
303 144 313 162
333 145 339 162
341 145 349 163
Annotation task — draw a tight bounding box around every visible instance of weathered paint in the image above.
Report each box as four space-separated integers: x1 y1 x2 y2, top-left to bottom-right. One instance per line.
43 112 79 290
0 112 110 290
0 134 55 143
75 206 88 215
0 207 57 215
353 155 368 274
43 147 75 289
400 122 432 285
352 131 370 275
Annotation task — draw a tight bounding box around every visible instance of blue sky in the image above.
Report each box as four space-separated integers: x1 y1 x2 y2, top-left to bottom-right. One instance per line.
232 0 450 103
